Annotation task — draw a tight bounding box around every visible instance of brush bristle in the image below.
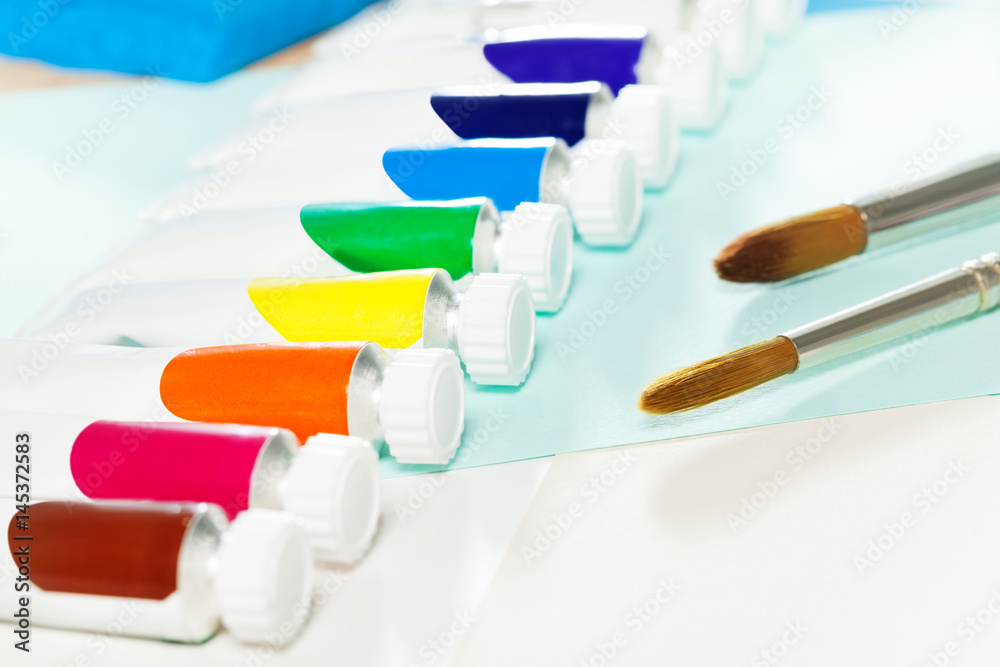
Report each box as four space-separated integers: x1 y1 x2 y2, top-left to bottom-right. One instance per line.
639 337 799 415
714 204 868 283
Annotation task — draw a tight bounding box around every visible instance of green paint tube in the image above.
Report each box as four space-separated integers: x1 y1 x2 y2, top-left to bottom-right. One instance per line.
301 197 573 312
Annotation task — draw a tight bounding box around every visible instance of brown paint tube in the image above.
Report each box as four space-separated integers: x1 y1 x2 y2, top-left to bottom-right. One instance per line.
2 500 313 644
14 501 193 600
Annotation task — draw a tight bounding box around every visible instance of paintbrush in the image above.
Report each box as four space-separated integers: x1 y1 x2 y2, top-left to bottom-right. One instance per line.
715 156 1000 282
640 251 1000 414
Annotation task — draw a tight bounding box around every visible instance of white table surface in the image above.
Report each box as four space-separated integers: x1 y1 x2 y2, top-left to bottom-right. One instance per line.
11 457 551 666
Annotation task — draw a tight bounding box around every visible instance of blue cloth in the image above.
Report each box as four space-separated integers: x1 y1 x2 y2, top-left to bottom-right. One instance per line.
0 0 374 82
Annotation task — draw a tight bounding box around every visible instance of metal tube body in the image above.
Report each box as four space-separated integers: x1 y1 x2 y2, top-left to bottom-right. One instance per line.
786 252 1000 369
854 156 1000 249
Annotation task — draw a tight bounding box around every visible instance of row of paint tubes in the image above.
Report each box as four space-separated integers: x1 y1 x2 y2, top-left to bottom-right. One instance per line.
3 0 806 647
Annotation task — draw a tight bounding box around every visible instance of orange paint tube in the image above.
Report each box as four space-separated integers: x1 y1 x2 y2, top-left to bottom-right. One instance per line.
162 342 355 439
159 341 465 465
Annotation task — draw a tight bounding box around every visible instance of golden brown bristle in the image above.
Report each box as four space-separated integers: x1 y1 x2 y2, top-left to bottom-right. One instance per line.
639 337 800 415
714 204 868 283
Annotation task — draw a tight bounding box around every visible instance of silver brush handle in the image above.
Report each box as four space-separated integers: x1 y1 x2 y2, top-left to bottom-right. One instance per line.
853 156 1000 248
785 252 1000 369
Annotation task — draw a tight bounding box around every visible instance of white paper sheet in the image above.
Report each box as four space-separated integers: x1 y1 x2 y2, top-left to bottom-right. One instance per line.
453 395 1000 666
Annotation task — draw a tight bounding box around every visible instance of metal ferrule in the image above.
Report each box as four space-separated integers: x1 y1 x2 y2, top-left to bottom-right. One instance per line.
421 269 463 355
584 84 613 140
248 429 297 510
853 155 1000 250
177 503 227 640
785 252 1000 369
346 341 389 445
471 199 501 275
539 140 572 205
634 32 662 86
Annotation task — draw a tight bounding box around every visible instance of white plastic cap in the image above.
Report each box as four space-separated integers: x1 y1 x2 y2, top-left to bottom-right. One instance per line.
380 348 466 464
610 85 679 190
216 510 313 645
498 203 574 313
656 32 729 130
457 273 535 386
756 0 807 36
692 0 763 81
567 140 643 247
284 434 381 564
